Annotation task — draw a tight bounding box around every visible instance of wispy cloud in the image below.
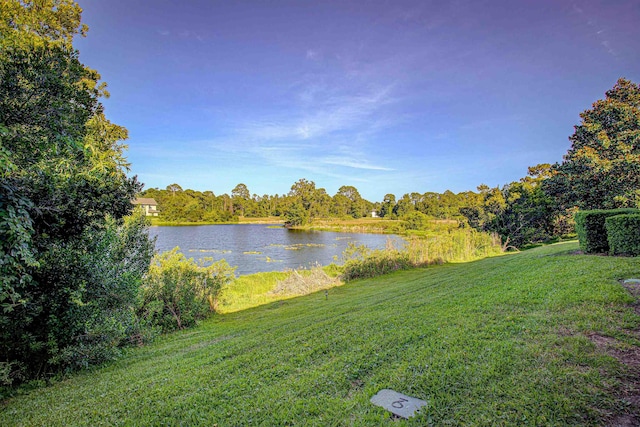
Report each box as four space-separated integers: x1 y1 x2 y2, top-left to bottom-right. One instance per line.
198 81 399 182
239 84 396 141
306 49 320 60
321 157 394 171
572 4 617 57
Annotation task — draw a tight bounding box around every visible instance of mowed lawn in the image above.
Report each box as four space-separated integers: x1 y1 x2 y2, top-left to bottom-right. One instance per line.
2 242 639 426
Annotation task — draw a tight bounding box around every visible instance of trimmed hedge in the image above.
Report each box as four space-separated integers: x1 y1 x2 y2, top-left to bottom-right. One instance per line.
606 214 640 256
574 208 639 254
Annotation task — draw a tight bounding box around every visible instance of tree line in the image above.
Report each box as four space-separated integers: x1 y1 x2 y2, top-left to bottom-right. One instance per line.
140 180 482 223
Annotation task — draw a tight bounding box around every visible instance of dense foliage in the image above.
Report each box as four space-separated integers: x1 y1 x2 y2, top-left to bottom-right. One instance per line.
545 78 640 210
574 208 639 254
463 79 640 249
460 165 558 248
142 180 484 225
0 1 154 382
605 214 640 256
140 249 235 332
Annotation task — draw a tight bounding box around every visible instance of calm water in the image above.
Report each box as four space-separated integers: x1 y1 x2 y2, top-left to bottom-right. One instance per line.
149 224 404 276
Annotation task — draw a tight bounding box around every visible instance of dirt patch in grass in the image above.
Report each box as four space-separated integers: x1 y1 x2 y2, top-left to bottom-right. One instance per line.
591 280 640 426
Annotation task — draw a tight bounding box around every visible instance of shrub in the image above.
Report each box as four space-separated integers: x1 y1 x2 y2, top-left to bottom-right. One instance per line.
574 209 639 254
0 211 155 380
605 214 640 256
402 211 430 230
141 249 235 331
49 212 156 370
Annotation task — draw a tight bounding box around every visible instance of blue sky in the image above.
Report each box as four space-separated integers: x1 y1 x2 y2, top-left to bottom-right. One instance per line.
74 0 640 202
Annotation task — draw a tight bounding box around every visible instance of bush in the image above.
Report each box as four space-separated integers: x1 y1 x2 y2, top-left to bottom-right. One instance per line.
574 209 639 254
605 214 640 256
402 211 430 230
0 211 155 380
141 249 236 331
48 212 156 370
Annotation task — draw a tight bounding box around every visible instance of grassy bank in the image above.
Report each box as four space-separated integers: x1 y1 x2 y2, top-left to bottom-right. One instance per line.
149 217 284 226
291 217 460 235
2 242 639 425
218 265 342 313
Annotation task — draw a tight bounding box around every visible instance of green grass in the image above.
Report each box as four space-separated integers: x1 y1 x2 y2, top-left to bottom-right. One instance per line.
2 242 640 425
219 265 342 313
296 217 466 236
149 217 285 226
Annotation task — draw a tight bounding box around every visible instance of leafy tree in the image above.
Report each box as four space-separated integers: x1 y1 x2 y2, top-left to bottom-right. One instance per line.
231 183 250 200
0 0 153 380
545 78 640 210
166 183 183 195
379 194 396 218
393 194 415 217
288 178 317 211
284 201 309 227
461 165 556 248
330 193 352 218
231 183 251 216
337 185 367 218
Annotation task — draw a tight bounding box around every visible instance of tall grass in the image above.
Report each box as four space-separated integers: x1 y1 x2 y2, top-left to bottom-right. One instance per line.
404 228 503 264
342 229 503 281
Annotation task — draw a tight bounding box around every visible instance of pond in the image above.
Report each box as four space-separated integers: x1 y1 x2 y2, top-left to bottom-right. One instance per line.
149 224 404 276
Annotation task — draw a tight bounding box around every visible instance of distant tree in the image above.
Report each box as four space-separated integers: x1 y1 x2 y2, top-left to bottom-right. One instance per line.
231 183 251 216
167 183 183 195
393 194 415 217
331 193 352 218
337 185 366 218
231 183 250 200
379 194 396 218
545 78 640 210
288 178 317 211
284 201 309 227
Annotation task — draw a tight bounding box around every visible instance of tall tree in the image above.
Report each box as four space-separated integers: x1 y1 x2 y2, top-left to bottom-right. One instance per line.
545 78 640 210
379 194 396 218
1 0 153 380
337 185 366 218
231 183 251 216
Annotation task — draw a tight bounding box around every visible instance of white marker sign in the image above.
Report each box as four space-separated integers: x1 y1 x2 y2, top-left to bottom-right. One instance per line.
370 389 427 419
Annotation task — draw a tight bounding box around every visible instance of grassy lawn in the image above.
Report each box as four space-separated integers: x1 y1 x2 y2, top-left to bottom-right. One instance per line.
2 242 639 425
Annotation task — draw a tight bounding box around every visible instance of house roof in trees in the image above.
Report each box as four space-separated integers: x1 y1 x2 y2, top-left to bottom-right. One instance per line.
133 198 158 205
